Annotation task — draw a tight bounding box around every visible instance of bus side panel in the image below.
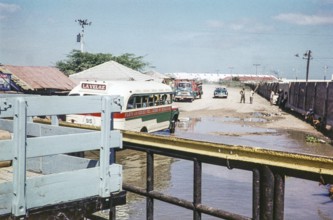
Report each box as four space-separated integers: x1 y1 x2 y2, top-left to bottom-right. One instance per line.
66 106 173 133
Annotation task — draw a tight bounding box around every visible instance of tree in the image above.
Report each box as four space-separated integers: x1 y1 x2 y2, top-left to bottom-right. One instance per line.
56 50 149 76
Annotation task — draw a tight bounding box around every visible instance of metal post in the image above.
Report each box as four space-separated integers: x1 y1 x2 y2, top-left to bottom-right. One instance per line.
260 166 274 220
274 173 285 220
147 152 154 220
253 169 260 220
193 159 202 220
109 193 116 220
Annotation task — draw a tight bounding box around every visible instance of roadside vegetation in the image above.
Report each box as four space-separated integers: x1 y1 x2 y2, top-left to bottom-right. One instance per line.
55 50 150 76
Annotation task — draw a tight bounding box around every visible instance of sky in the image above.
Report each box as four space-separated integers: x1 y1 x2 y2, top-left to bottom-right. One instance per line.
1 0 333 80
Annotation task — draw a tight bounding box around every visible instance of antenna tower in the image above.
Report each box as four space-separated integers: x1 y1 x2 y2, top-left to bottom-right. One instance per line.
75 19 92 52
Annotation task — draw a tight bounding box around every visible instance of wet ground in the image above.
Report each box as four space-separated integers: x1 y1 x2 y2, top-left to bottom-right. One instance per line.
103 115 333 220
88 85 333 219
172 115 333 157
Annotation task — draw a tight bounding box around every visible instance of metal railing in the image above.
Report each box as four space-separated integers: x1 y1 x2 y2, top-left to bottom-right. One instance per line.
119 131 333 220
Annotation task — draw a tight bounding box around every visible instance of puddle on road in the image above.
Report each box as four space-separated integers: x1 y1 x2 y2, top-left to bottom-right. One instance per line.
127 115 333 220
156 115 333 157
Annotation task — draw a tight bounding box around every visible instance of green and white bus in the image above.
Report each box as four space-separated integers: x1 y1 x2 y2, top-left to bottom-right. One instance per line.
66 80 179 133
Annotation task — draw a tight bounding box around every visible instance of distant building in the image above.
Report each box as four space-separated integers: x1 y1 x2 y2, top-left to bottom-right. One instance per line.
0 65 75 95
165 72 278 83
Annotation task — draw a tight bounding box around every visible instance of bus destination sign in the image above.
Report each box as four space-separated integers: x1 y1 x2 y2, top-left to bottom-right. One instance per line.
81 83 106 90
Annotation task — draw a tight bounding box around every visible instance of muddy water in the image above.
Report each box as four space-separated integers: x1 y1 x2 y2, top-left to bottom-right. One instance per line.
111 116 333 220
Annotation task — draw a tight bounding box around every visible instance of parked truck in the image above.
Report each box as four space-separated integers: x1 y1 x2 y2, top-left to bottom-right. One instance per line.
173 79 203 102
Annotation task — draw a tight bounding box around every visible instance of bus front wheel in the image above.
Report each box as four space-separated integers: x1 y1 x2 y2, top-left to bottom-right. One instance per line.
169 120 176 133
140 127 148 133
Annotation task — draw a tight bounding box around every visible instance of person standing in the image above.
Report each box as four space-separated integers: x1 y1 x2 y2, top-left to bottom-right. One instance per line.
250 89 254 104
270 90 275 105
240 88 245 103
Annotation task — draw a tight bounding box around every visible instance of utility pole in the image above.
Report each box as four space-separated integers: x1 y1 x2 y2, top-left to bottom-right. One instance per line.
253 64 260 75
304 50 312 83
75 19 92 52
253 64 260 82
295 50 312 82
323 65 328 81
228 66 234 74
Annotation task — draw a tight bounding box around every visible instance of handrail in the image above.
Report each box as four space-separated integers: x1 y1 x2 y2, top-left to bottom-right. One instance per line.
119 131 333 220
122 130 333 180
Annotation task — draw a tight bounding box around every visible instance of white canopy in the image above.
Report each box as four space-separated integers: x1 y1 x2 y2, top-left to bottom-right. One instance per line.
144 70 170 82
69 61 156 84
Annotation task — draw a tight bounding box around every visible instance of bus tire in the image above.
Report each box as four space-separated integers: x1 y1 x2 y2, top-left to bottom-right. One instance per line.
140 127 148 133
169 120 176 133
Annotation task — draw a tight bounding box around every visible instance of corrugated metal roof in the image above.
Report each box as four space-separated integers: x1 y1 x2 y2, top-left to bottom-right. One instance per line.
2 65 76 91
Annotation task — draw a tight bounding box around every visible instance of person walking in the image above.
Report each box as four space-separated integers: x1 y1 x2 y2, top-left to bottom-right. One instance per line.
240 88 245 103
250 89 254 104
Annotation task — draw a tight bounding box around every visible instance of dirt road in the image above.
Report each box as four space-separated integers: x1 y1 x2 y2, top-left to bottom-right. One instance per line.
174 84 326 138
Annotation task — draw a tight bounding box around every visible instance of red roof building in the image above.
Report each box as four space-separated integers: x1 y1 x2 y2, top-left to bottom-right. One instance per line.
0 65 75 95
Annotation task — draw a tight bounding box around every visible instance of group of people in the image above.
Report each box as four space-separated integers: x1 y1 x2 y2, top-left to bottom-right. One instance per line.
270 89 288 109
305 108 326 131
240 88 255 104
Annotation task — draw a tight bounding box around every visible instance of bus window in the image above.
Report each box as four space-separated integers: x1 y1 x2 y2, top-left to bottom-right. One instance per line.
127 96 135 109
136 96 144 108
148 95 154 106
143 96 148 107
161 94 168 105
154 95 159 106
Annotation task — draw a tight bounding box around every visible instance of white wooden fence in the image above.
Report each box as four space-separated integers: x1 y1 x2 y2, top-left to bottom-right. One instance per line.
0 95 123 217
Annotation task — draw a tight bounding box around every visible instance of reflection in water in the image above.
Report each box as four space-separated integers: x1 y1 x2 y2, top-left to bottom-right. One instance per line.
108 116 333 219
173 116 333 157
88 149 175 219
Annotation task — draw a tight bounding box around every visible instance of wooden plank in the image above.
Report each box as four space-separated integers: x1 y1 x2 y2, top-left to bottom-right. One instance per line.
0 139 12 161
0 130 12 166
0 130 121 162
0 96 123 118
0 119 95 136
27 132 101 157
25 130 121 158
0 167 43 216
0 167 41 183
0 182 12 215
26 164 122 210
0 164 121 215
26 155 99 175
0 167 14 183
